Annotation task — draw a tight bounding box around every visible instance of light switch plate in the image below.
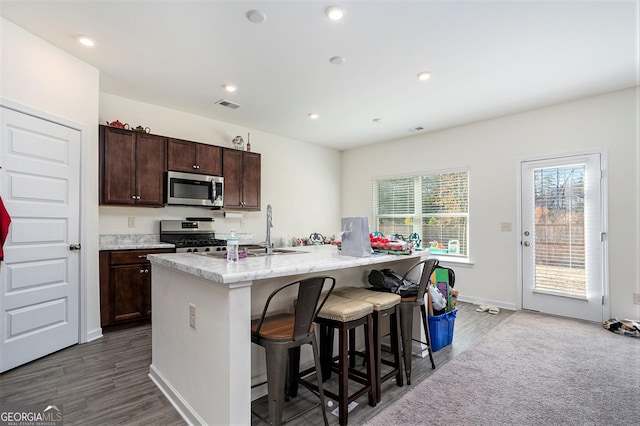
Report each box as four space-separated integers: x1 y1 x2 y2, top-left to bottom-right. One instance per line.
128 217 136 228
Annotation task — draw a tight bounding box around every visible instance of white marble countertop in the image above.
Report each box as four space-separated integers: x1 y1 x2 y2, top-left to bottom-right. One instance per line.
148 244 430 285
99 234 175 251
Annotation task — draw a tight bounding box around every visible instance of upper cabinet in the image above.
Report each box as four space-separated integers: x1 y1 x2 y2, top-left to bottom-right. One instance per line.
223 149 261 211
100 125 166 206
167 138 222 176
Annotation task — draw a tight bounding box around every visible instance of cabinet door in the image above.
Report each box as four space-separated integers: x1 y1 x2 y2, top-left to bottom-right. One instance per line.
196 144 222 176
223 149 243 209
167 138 196 173
101 126 136 204
110 264 145 322
242 152 261 210
136 133 166 206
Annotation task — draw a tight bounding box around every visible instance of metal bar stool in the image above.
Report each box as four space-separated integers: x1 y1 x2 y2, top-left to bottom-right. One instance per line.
398 258 440 384
251 276 335 426
332 287 403 402
300 294 376 426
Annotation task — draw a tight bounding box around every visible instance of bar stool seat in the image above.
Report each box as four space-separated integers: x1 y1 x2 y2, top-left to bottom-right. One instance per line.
300 295 376 426
333 287 403 402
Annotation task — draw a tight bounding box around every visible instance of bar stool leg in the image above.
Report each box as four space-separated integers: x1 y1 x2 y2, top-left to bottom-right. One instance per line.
420 304 436 369
264 345 289 426
364 314 377 407
319 324 334 382
399 303 414 385
310 337 330 426
338 321 349 426
390 305 404 387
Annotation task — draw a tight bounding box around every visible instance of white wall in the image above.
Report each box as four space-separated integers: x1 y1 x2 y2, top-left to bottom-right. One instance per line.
342 88 639 320
0 18 101 341
99 94 343 243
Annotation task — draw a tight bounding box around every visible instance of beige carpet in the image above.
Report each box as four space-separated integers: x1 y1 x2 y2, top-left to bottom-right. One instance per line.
366 310 640 426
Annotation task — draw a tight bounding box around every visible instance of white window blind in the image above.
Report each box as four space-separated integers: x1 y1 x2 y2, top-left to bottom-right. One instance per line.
533 164 587 297
372 170 469 256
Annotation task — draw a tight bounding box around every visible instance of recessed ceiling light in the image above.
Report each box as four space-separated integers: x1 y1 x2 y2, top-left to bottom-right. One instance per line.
330 56 346 65
373 118 382 123
223 83 237 93
326 6 344 21
417 71 431 81
308 113 319 120
246 10 267 24
77 36 95 47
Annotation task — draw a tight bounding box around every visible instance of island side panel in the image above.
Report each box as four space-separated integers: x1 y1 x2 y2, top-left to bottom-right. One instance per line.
150 263 251 425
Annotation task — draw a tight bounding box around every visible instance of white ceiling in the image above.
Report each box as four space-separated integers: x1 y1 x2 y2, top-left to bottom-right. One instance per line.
1 1 637 150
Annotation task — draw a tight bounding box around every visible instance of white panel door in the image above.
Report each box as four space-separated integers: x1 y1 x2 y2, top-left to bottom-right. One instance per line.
0 106 81 372
521 154 604 322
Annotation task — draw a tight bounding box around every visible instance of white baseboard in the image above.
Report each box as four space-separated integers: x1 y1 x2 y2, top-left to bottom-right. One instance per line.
457 295 517 311
148 364 205 426
84 328 103 343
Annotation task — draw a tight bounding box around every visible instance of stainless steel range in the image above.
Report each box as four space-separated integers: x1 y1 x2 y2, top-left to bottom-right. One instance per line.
160 219 227 253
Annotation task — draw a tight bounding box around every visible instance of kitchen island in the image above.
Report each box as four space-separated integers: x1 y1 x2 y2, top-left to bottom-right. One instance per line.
148 244 430 425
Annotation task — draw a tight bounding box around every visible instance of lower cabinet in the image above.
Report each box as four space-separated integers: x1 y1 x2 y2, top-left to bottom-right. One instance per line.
99 248 174 330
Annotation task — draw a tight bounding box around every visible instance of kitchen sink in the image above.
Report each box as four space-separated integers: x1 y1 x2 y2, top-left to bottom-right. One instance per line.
200 247 308 258
244 248 308 256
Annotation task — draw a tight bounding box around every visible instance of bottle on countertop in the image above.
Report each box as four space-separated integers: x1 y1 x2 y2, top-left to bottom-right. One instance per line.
227 229 239 262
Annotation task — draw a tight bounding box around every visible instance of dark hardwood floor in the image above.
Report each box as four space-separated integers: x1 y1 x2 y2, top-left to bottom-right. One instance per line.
0 302 512 425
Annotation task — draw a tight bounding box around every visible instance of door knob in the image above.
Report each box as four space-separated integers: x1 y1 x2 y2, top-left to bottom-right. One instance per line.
523 241 530 247
69 244 81 251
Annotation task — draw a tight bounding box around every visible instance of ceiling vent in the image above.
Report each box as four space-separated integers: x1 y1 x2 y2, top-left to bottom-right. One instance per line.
215 99 242 109
407 126 424 132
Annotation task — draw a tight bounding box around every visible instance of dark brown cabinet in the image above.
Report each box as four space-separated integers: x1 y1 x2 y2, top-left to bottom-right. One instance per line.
223 149 261 210
99 125 166 206
99 248 174 329
167 138 222 176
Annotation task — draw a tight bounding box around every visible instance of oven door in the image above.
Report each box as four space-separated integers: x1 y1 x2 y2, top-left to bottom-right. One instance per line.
166 171 223 207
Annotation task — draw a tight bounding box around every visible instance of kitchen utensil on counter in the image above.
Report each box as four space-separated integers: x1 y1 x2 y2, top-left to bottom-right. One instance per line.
106 120 129 129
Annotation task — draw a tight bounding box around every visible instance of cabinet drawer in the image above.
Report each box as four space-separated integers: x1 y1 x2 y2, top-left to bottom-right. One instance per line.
110 248 174 265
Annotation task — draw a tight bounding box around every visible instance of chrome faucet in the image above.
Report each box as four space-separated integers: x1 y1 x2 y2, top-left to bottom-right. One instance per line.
259 204 273 255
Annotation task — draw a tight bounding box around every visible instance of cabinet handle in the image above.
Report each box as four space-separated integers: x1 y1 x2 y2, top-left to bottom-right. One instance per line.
132 195 137 199
145 269 149 273
138 255 147 259
140 269 145 273
192 164 197 169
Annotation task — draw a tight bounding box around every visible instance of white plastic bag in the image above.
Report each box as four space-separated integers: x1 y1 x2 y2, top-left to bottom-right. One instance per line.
429 285 447 311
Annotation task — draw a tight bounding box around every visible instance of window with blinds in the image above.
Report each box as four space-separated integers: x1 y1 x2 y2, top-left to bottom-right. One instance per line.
372 170 469 256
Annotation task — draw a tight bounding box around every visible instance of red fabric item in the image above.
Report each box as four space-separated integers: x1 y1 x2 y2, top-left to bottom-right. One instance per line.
0 196 11 261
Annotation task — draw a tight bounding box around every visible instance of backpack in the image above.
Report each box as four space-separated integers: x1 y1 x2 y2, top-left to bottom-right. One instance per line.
367 268 419 297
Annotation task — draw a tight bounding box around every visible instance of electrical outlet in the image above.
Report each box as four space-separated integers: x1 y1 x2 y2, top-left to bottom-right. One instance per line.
189 303 196 328
633 293 640 305
240 220 246 229
128 217 136 228
500 222 512 232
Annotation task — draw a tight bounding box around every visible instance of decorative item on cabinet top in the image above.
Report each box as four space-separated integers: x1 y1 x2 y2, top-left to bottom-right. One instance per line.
132 125 151 133
232 135 245 150
106 120 129 129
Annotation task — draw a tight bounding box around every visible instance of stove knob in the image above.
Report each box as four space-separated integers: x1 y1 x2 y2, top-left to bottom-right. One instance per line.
204 247 211 252
193 248 199 253
186 248 193 253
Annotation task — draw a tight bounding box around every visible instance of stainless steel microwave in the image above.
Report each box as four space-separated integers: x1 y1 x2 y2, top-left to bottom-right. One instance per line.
166 171 223 208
